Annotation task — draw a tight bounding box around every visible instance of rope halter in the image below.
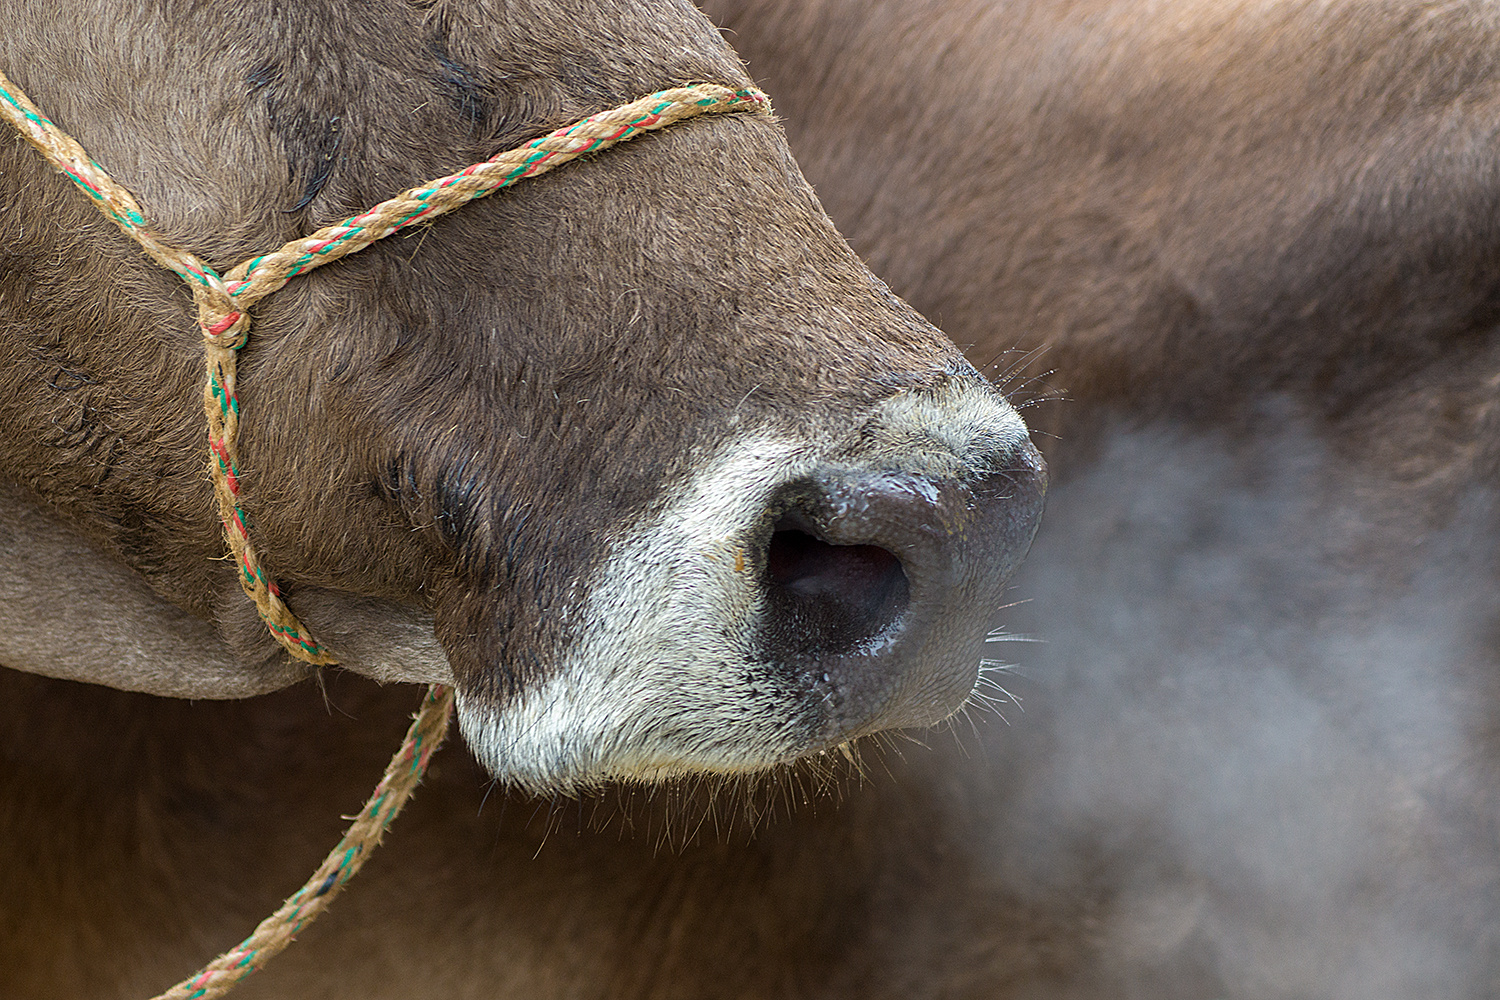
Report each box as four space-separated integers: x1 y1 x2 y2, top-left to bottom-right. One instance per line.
0 68 768 663
0 64 769 1000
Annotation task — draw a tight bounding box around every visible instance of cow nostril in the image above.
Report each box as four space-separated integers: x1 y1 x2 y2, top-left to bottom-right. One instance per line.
761 519 909 658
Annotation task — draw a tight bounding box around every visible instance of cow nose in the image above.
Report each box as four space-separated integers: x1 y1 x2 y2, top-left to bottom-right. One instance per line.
754 440 1047 740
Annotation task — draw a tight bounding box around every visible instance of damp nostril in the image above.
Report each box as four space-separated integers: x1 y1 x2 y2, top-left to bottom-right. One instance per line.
741 393 1045 741
761 517 910 658
766 527 900 599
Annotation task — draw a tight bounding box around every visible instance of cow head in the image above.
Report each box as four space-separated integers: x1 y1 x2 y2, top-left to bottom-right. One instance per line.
0 0 1044 794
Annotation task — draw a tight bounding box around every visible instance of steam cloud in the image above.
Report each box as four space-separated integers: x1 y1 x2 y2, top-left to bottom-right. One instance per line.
977 417 1500 998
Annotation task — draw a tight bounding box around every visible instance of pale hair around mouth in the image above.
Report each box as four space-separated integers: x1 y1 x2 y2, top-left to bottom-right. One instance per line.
458 378 1039 795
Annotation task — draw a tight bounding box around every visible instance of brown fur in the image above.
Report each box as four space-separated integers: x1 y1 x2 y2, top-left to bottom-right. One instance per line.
706 0 1500 499
1 670 1081 998
12 0 1500 995
0 0 968 694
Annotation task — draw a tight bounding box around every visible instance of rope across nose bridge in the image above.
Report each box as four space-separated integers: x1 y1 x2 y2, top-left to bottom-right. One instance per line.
0 66 769 664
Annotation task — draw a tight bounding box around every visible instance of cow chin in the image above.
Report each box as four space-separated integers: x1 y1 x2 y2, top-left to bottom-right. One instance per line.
457 376 1046 796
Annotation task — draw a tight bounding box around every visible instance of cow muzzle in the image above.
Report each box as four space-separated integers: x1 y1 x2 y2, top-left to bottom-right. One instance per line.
457 375 1045 794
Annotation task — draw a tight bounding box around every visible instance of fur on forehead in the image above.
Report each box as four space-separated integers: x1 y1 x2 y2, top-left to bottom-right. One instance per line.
245 0 756 223
1 0 752 248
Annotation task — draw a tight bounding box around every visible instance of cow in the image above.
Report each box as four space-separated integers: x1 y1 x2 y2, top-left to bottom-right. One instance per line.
0 0 1049 996
15 0 1498 997
701 0 1500 996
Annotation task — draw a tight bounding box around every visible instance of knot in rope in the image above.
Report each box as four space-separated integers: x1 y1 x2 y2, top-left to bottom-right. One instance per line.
195 285 250 350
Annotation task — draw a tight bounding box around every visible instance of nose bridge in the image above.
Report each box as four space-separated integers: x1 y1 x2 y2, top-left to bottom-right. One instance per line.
842 374 1036 479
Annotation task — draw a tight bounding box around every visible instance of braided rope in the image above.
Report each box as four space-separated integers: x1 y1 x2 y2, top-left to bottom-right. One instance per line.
152 684 455 1000
0 68 768 662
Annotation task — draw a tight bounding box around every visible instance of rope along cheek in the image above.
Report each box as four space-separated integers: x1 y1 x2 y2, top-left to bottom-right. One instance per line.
0 67 768 999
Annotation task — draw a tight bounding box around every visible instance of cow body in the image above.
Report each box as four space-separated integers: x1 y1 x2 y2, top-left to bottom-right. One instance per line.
707 0 1500 490
5 671 1057 998
701 0 1500 996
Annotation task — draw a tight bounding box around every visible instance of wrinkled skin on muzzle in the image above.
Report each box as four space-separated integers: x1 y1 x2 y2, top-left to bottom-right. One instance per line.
0 0 1044 795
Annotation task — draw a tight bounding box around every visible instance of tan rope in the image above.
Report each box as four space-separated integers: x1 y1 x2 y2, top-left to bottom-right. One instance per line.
151 684 455 1000
0 68 768 662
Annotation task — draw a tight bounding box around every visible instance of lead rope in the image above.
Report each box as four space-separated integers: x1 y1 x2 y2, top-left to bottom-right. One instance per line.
156 683 455 1000
0 67 768 998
